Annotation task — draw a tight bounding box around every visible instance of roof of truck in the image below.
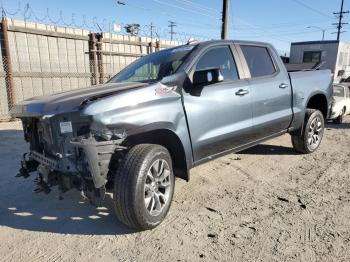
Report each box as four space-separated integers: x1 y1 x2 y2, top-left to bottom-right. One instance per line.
192 39 271 46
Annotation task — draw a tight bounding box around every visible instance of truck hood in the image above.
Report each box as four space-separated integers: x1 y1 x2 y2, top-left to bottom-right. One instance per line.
10 82 148 118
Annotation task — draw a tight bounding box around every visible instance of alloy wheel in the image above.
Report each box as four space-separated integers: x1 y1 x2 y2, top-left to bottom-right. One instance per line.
307 116 323 150
144 159 172 216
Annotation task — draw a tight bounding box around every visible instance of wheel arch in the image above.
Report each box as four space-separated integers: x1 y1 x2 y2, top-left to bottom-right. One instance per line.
306 93 329 119
123 128 190 181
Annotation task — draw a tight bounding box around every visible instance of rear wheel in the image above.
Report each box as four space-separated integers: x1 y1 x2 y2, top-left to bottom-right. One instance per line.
291 109 325 154
113 144 175 230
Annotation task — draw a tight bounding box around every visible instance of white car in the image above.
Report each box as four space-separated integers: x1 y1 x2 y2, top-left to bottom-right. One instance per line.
329 84 350 124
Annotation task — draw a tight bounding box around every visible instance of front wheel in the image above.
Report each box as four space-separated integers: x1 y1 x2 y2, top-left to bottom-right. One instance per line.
113 144 175 230
291 109 325 154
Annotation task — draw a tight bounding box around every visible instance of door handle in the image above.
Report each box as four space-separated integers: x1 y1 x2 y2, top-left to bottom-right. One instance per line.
279 83 288 89
235 89 249 96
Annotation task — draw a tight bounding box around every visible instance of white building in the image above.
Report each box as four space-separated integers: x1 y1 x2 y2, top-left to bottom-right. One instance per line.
289 40 350 82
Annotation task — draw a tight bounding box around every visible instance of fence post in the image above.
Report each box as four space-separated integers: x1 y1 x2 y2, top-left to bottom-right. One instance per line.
155 40 160 52
88 33 98 85
148 42 152 54
0 17 15 110
96 33 104 84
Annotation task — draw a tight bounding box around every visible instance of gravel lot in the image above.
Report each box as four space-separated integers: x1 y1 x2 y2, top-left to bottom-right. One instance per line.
0 117 349 262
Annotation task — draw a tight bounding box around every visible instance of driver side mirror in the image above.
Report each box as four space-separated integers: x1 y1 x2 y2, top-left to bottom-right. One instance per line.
193 68 224 87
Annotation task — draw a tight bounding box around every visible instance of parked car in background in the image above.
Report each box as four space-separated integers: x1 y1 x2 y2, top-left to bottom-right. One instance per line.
10 40 332 230
340 76 350 86
329 84 350 124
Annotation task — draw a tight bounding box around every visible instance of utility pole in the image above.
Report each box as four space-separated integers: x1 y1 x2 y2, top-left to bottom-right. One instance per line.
221 0 229 39
150 22 155 42
150 22 155 53
333 0 349 41
307 26 326 40
168 21 176 41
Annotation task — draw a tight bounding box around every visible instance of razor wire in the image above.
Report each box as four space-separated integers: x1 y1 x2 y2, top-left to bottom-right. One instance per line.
0 0 212 42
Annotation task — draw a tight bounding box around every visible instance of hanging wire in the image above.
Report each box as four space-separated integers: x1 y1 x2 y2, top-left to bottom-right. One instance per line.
47 8 61 24
29 5 48 23
101 18 108 32
59 10 74 27
82 15 94 31
22 3 31 21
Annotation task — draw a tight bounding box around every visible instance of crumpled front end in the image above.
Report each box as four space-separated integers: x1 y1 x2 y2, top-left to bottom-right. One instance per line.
12 80 189 205
16 112 126 205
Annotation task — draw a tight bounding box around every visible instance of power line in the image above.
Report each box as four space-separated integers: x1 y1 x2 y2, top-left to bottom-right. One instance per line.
235 29 325 38
182 0 220 13
233 18 334 30
117 1 218 33
234 25 324 36
151 0 217 18
174 0 220 15
116 0 219 31
234 25 334 34
177 21 220 30
232 17 292 43
289 0 333 19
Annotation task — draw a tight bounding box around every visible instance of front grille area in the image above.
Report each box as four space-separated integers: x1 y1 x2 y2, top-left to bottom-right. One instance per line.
37 120 53 147
22 114 92 163
22 117 58 157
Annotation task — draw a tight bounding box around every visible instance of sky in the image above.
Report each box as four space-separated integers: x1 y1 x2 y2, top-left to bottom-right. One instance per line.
2 0 348 55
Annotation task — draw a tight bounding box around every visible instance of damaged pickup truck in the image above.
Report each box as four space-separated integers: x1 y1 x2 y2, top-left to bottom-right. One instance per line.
11 40 332 230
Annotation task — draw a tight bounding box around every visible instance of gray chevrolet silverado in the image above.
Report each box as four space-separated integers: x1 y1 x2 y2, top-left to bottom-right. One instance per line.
10 40 332 230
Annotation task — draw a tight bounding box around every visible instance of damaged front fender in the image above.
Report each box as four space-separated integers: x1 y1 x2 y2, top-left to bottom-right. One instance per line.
70 136 126 189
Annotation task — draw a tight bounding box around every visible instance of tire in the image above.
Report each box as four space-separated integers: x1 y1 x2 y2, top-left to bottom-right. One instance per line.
334 108 345 124
291 109 325 154
113 144 175 230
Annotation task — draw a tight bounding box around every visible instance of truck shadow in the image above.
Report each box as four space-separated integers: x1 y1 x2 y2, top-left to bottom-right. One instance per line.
0 183 138 236
326 122 350 130
239 144 298 156
0 129 138 236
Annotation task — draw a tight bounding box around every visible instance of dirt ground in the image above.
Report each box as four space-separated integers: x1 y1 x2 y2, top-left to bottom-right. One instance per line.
0 117 349 262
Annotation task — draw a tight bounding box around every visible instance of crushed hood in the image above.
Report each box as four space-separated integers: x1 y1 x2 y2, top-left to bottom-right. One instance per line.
10 82 148 118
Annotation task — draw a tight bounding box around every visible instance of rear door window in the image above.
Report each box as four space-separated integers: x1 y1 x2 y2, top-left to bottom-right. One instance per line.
240 45 276 78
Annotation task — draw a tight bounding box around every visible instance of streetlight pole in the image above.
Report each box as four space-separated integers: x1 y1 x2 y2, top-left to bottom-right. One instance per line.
307 26 326 41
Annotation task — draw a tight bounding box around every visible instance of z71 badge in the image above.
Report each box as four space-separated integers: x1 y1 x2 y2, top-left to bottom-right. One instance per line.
155 86 177 95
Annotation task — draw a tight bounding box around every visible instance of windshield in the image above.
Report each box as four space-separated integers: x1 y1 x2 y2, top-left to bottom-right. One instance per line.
109 46 194 83
333 85 345 97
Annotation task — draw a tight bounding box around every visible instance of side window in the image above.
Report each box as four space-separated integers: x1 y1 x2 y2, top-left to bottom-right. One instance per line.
240 45 276 78
194 46 239 81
